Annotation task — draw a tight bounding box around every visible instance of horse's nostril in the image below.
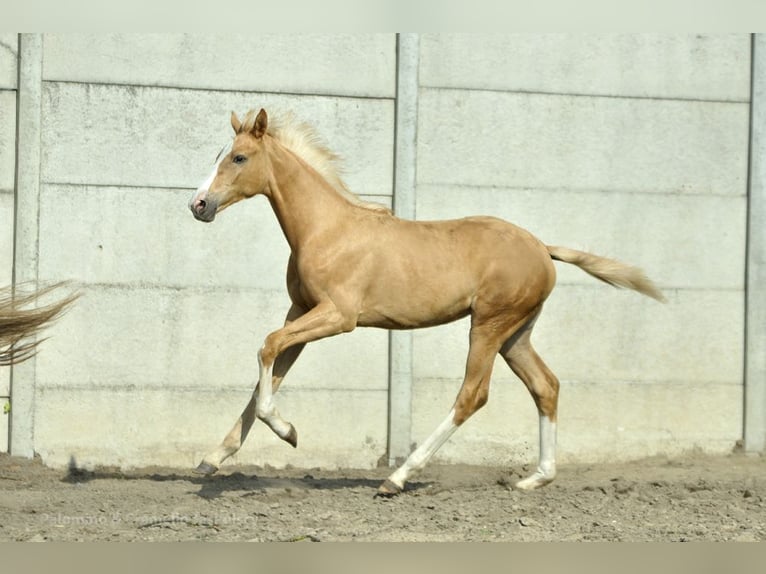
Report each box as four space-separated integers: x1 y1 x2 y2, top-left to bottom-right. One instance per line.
196 199 207 213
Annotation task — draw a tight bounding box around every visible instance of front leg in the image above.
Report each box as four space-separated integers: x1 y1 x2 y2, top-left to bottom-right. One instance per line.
196 299 355 474
253 347 298 445
195 344 305 475
254 299 356 441
195 304 306 474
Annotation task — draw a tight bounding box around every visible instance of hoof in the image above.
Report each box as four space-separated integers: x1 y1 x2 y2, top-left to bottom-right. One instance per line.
194 461 219 476
515 474 554 491
283 424 298 448
375 479 403 498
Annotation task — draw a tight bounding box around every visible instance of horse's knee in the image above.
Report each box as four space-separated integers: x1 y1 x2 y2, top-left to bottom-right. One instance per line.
259 338 279 368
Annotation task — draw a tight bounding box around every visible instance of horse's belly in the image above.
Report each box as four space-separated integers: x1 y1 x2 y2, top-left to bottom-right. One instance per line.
356 291 473 330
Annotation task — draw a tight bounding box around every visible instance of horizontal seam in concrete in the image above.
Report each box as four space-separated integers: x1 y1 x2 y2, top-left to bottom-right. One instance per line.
41 181 393 198
43 79 396 103
68 282 289 294
415 183 747 200
413 377 744 387
42 183 197 193
56 280 745 294
419 85 751 105
553 283 743 293
35 384 388 393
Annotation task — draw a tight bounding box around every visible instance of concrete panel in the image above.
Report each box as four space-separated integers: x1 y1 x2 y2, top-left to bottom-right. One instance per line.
412 287 743 386
746 34 766 452
35 286 389 392
0 192 10 399
417 89 749 196
0 192 13 285
41 82 394 197
0 91 16 191
10 34 43 458
42 33 396 98
39 185 290 289
412 378 742 466
0 89 13 426
0 371 7 400
416 185 747 290
420 34 751 102
388 33 420 464
0 33 17 90
33 386 388 470
0 403 7 453
39 185 390 289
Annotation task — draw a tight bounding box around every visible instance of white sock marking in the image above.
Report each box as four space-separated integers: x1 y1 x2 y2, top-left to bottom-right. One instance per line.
255 348 292 439
538 415 557 476
388 408 458 488
516 414 557 490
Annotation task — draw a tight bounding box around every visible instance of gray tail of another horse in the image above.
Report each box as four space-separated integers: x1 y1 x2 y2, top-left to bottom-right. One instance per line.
546 245 666 303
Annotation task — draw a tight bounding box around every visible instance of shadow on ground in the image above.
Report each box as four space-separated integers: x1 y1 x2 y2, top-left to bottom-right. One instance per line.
61 458 431 500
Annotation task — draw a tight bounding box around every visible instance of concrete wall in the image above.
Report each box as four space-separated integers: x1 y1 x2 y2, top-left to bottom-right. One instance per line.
2 33 756 471
14 33 396 469
0 33 18 452
412 34 750 465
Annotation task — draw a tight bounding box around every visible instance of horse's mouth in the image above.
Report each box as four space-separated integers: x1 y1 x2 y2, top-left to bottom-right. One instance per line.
189 197 217 222
192 209 216 223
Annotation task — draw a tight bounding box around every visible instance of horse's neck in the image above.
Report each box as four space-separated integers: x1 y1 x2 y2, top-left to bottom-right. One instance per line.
265 142 354 252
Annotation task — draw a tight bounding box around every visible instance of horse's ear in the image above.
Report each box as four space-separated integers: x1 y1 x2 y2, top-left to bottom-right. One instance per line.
252 108 268 138
231 111 242 134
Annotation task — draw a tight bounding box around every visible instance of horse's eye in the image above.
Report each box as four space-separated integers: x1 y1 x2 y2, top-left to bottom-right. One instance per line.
233 155 247 164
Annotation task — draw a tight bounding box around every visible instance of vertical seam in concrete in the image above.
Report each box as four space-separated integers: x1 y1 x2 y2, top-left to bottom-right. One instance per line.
745 33 766 453
10 33 43 458
387 33 419 465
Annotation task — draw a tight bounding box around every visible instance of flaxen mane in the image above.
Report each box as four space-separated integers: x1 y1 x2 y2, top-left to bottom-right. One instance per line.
241 109 391 215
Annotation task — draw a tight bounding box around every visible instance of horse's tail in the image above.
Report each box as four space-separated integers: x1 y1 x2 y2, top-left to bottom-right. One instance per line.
0 282 80 366
546 245 666 302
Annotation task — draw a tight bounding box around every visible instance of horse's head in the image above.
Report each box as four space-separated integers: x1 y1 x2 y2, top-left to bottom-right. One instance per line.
189 108 272 222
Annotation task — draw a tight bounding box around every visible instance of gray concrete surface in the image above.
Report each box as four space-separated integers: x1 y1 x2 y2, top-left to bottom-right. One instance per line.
0 33 759 470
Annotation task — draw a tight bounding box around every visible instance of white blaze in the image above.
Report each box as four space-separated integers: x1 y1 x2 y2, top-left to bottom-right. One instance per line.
192 141 231 205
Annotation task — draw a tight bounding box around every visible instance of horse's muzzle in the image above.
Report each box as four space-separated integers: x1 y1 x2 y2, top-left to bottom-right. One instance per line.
189 194 217 222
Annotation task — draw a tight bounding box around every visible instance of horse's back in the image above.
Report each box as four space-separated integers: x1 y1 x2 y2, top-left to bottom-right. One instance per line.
393 214 554 280
351 213 556 328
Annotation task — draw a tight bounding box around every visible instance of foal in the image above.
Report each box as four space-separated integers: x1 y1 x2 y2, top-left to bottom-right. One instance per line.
189 109 664 495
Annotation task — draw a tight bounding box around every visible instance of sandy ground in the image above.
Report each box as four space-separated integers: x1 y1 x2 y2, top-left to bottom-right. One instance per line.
0 450 764 542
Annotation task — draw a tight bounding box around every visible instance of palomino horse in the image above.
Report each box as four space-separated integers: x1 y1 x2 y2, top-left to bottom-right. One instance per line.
0 282 79 366
189 109 664 495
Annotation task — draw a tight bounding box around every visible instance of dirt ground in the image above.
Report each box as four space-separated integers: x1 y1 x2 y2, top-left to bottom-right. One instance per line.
0 450 764 542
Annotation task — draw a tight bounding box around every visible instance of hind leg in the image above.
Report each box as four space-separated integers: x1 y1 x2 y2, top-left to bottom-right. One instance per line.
500 318 560 490
378 319 507 496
